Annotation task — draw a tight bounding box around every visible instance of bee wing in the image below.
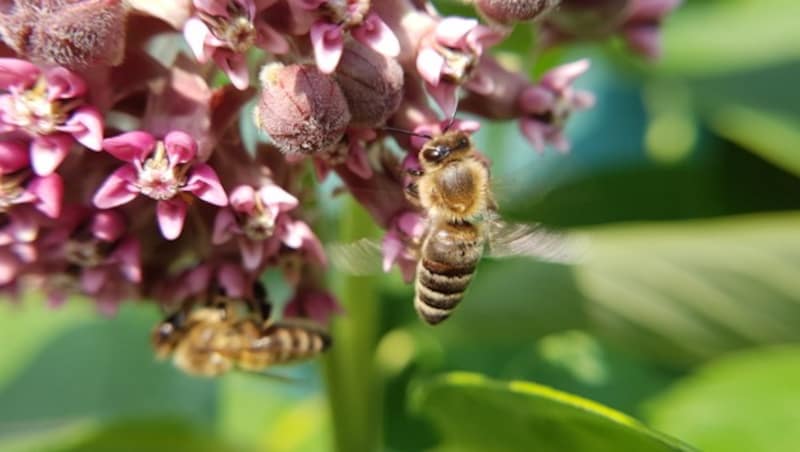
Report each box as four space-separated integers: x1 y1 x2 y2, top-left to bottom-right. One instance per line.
484 218 584 264
326 238 386 276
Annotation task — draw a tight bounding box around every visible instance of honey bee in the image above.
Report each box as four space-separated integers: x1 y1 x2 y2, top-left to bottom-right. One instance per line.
331 129 581 325
152 287 332 377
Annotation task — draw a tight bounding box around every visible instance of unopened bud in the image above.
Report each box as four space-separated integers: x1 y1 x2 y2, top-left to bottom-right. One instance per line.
476 0 560 25
255 63 351 155
544 0 629 39
334 40 404 128
0 0 129 69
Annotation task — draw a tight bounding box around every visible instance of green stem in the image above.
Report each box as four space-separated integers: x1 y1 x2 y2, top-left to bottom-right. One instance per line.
324 198 382 452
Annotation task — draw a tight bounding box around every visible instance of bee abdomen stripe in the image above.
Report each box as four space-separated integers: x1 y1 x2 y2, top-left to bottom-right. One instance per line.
418 266 472 294
414 298 452 325
417 284 464 310
422 258 476 278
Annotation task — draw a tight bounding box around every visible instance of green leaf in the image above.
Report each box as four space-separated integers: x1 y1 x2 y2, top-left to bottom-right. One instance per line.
646 345 800 452
411 372 694 452
658 0 800 76
575 212 800 365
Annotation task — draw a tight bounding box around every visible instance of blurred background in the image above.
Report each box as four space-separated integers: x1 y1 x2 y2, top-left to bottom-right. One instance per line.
2 0 800 451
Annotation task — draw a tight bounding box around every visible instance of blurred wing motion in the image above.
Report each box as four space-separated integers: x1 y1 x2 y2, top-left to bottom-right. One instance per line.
484 218 585 264
327 238 385 276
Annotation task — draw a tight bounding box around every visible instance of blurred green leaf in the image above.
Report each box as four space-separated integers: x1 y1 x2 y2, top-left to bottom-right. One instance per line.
577 212 800 365
646 345 800 452
659 0 800 76
411 372 694 452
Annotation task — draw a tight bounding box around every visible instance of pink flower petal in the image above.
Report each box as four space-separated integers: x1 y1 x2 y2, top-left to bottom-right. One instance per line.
184 17 212 62
102 131 157 162
212 208 238 244
310 21 345 73
381 231 403 272
352 14 400 58
426 82 459 118
183 164 228 206
194 0 231 16
229 185 257 212
163 130 197 164
64 107 104 150
31 134 73 176
80 267 107 294
465 71 495 96
213 50 250 90
0 58 40 90
217 263 246 297
346 143 373 179
627 0 683 22
0 249 20 285
435 17 479 47
623 24 662 59
113 238 142 282
27 173 63 218
519 119 547 152
43 67 87 100
0 140 31 173
93 165 140 209
519 86 556 114
239 238 264 270
156 199 188 240
258 184 298 214
416 47 445 86
91 210 126 242
255 22 290 54
541 59 591 93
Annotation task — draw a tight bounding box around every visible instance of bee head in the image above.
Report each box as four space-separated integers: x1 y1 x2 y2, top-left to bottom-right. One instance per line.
419 130 472 168
151 310 186 358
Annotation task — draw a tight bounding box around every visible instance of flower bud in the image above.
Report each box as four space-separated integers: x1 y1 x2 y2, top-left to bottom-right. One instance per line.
255 63 351 155
544 0 630 39
476 0 560 25
334 40 404 128
0 0 128 69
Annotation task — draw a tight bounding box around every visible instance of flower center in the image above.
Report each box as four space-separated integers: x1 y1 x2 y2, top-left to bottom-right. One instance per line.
137 142 186 201
242 195 276 240
200 3 256 53
63 238 109 267
5 78 76 135
325 0 369 27
437 45 477 85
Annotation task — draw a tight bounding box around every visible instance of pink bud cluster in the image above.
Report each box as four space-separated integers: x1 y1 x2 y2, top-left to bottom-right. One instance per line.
0 0 681 322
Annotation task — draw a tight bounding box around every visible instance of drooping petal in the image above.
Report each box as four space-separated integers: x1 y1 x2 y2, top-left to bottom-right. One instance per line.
258 184 298 214
212 208 238 244
31 134 73 176
352 14 400 58
92 165 140 209
194 0 231 16
91 210 126 242
183 164 228 206
213 51 250 90
113 238 142 283
63 107 104 150
0 139 31 173
43 67 87 100
0 58 40 90
255 22 290 54
0 248 20 285
416 47 445 86
310 21 345 73
426 82 459 118
183 17 213 62
519 86 556 114
217 262 246 297
519 119 548 152
102 131 157 162
27 173 64 218
346 142 373 179
80 267 107 294
163 130 197 164
381 230 403 273
156 199 188 240
239 238 264 271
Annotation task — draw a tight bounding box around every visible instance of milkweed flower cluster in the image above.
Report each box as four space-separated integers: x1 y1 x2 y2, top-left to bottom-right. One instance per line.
0 0 680 321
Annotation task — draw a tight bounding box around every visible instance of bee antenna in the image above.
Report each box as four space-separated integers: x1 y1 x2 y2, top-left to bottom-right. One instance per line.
380 126 433 140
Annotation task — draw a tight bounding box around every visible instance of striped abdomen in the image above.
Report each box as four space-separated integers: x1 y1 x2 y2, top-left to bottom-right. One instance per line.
238 320 332 370
415 221 484 325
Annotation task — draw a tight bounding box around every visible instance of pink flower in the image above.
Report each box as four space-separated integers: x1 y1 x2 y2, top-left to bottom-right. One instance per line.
312 128 375 181
183 0 289 89
410 118 482 151
382 211 425 283
303 1 400 73
212 182 299 270
93 130 228 240
416 17 505 116
0 58 103 175
517 59 595 152
284 287 342 324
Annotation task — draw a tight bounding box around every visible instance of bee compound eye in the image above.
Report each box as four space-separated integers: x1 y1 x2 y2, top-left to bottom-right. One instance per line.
423 145 449 162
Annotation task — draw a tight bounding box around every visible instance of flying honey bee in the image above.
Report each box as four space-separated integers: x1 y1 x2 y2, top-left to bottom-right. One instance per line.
152 286 332 377
331 128 582 325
